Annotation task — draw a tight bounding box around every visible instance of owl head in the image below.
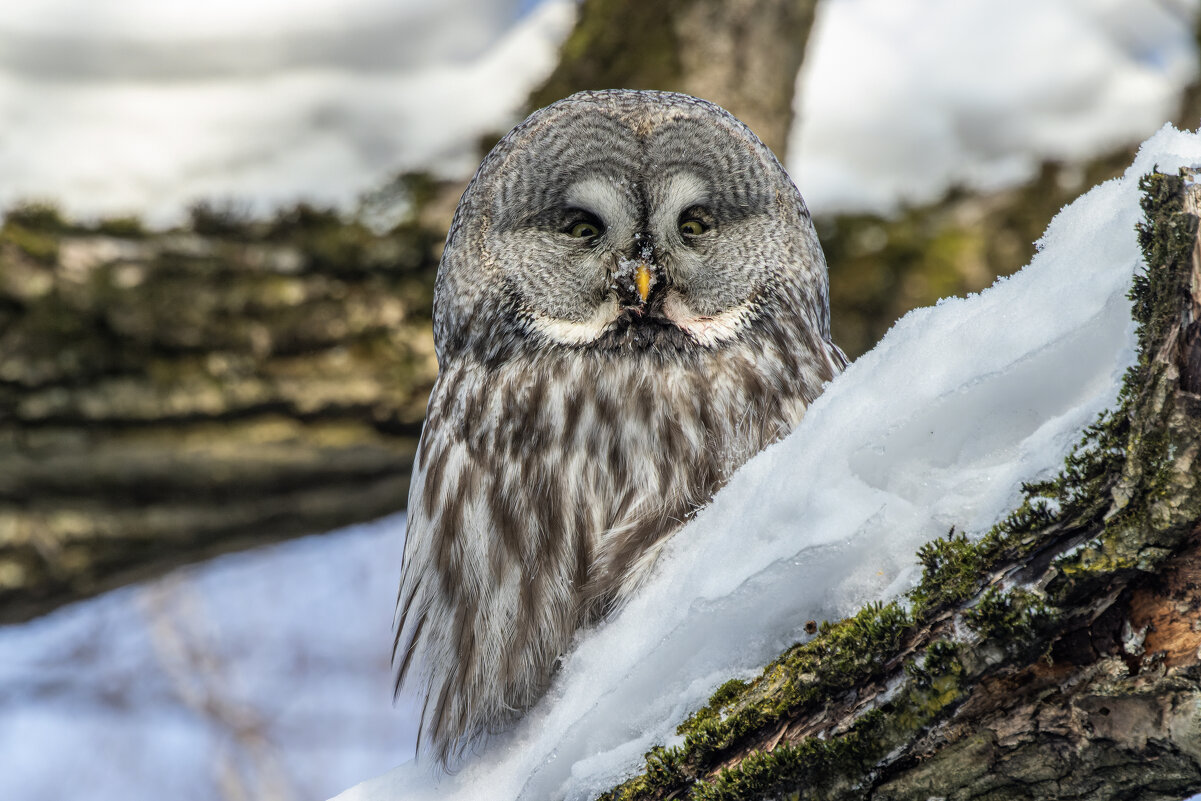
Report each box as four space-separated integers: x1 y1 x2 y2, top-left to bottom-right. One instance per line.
434 88 832 366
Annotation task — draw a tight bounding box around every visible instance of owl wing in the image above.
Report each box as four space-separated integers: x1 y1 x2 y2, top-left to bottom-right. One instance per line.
392 361 587 765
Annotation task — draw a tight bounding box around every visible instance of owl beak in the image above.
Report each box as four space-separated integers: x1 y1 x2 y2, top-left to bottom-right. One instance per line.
635 263 652 303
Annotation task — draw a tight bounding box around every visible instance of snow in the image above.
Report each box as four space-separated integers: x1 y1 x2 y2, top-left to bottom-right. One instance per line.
791 0 1199 215
331 126 1201 800
0 517 412 801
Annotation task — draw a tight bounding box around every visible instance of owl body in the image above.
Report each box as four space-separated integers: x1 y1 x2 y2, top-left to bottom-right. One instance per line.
394 90 845 764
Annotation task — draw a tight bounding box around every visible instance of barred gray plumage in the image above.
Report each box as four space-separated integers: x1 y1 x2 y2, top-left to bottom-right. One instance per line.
393 89 846 765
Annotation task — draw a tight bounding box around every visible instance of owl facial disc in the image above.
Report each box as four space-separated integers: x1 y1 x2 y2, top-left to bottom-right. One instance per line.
433 89 834 359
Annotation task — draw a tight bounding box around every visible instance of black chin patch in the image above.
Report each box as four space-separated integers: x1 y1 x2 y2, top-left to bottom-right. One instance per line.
590 311 695 353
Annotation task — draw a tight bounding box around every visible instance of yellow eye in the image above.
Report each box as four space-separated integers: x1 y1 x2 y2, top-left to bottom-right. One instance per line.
569 221 601 238
679 219 706 236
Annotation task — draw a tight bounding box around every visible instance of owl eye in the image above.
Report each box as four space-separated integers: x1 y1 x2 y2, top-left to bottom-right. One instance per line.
679 218 707 236
565 216 604 240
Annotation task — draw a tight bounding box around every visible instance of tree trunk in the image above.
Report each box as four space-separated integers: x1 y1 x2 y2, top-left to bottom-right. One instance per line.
598 169 1201 800
526 0 819 160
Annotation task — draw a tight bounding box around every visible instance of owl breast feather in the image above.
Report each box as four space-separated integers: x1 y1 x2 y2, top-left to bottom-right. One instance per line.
394 333 830 765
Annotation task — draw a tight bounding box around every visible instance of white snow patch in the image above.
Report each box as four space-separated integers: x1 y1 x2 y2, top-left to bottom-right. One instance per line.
333 126 1201 800
0 515 413 801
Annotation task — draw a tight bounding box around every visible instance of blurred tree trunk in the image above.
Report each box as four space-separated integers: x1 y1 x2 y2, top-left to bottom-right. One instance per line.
527 0 820 159
599 167 1201 801
0 207 440 623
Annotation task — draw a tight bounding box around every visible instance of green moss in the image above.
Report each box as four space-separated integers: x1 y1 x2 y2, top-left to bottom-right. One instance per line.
674 602 912 764
1045 170 1200 603
905 419 1124 619
598 746 691 801
641 746 688 795
683 678 752 734
603 635 970 801
962 588 1051 650
526 0 684 113
909 528 986 616
1131 172 1196 359
93 215 147 238
689 645 968 801
689 710 890 801
1 222 60 264
905 640 962 691
709 678 751 708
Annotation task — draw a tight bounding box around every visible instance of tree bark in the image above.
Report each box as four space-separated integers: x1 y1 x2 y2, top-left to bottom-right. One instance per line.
598 169 1201 801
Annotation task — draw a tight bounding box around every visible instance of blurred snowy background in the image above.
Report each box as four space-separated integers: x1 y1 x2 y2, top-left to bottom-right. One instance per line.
0 0 1195 221
1 0 1199 799
1 517 412 801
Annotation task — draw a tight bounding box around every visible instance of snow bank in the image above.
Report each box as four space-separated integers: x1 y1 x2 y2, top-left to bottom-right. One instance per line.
333 126 1201 800
0 517 410 801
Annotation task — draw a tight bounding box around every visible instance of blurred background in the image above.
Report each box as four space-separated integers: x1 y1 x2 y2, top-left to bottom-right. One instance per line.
0 0 1197 798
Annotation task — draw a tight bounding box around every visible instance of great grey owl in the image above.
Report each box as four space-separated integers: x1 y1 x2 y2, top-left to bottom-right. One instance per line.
393 89 845 765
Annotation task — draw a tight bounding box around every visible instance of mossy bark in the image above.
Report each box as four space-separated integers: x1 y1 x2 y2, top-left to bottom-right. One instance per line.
596 171 1201 801
0 206 441 622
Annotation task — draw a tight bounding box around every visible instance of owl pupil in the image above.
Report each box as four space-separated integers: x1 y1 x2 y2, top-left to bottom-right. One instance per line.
569 220 601 239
